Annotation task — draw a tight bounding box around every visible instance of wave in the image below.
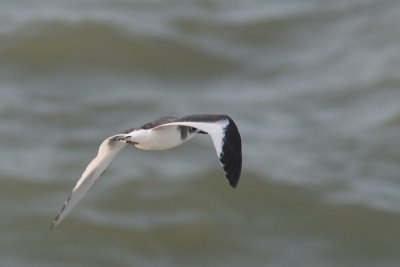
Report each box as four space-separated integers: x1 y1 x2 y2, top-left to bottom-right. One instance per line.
0 20 239 77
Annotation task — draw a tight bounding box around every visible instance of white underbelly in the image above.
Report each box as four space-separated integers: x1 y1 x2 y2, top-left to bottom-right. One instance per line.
134 126 194 150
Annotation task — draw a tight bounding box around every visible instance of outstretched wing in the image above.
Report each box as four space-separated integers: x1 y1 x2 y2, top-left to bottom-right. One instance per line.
51 169 97 230
51 136 126 230
154 114 242 188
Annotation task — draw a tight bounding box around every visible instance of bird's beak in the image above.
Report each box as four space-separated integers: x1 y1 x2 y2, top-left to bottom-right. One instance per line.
109 135 137 146
120 136 138 146
109 135 130 142
119 136 131 141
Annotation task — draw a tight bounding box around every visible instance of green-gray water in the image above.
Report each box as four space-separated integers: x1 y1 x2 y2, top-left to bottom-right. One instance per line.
1 0 400 266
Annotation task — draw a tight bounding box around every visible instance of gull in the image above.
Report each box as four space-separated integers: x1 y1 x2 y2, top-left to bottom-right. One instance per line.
51 114 242 230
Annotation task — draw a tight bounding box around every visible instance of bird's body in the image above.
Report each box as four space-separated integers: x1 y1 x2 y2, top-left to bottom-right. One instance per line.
51 114 242 230
121 116 206 150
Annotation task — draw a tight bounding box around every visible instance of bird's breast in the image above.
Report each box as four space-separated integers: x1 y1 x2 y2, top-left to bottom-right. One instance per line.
133 126 194 150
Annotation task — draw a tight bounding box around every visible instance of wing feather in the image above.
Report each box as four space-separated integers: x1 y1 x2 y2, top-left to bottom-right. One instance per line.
154 115 242 187
51 137 126 230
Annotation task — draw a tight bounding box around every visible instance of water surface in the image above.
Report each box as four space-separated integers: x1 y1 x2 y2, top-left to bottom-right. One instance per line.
1 0 400 266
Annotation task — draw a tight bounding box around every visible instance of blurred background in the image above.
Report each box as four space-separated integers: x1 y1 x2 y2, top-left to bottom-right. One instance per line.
1 0 400 266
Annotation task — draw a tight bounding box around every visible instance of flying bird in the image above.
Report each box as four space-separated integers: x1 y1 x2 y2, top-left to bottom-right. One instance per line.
51 114 242 230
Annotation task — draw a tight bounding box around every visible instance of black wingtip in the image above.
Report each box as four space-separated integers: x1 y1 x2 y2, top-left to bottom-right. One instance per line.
50 222 55 231
229 179 238 188
220 117 242 189
50 217 58 231
226 164 241 188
